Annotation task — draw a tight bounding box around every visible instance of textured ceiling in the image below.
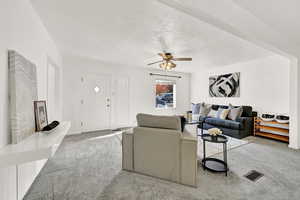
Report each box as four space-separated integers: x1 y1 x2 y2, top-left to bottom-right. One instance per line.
30 0 275 72
233 0 300 46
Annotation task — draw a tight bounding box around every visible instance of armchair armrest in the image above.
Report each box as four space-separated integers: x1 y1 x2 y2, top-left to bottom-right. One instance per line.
182 131 197 142
180 131 197 187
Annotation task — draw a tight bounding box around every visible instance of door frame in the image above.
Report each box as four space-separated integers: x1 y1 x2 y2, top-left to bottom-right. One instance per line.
46 56 60 122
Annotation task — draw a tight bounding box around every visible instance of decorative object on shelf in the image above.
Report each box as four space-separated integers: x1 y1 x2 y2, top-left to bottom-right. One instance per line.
42 121 60 131
208 128 222 136
260 113 275 122
254 117 289 142
209 72 240 97
8 50 38 144
34 101 48 131
275 115 289 124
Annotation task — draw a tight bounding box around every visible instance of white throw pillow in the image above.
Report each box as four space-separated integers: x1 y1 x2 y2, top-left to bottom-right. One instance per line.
199 103 212 117
216 108 230 120
207 109 217 118
228 103 243 120
191 103 201 114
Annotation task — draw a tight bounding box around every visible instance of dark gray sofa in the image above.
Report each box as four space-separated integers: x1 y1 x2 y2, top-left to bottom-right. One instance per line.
198 104 254 139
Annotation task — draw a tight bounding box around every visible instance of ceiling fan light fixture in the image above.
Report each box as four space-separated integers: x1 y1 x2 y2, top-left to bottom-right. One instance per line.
148 52 191 70
159 62 166 69
159 62 176 71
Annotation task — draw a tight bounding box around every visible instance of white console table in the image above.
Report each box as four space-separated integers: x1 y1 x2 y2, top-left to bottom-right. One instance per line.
0 121 71 168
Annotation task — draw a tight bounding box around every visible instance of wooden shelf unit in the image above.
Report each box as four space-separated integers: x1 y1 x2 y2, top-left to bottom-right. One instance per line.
254 117 289 142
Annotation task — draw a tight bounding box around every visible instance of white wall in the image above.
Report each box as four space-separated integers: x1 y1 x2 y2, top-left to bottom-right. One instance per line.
62 55 191 134
289 58 300 149
0 0 62 199
191 55 290 115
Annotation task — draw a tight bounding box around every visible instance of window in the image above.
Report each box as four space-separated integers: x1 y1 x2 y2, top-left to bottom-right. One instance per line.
94 86 100 93
155 80 176 109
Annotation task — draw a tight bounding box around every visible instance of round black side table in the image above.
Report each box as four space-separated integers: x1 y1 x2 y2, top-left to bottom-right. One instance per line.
201 134 228 176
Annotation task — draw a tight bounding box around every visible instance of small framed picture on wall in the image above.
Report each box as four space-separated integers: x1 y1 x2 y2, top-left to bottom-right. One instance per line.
34 101 48 131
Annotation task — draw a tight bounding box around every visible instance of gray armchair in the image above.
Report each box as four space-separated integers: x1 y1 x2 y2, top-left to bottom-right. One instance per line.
122 113 198 187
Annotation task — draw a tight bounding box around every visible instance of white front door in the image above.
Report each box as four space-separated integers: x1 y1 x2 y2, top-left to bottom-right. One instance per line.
81 74 111 132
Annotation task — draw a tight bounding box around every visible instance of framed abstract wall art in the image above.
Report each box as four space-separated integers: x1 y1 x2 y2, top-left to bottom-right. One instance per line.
209 72 240 97
8 50 38 144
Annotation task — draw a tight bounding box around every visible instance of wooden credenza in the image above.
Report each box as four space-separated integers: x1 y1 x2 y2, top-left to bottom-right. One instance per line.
254 117 289 142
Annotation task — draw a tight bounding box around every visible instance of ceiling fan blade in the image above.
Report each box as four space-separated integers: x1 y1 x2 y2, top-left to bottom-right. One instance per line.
158 37 168 52
147 60 164 65
170 62 176 68
172 57 192 61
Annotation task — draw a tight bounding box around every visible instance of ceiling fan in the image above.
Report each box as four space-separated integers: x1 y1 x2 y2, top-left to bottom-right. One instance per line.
147 52 192 70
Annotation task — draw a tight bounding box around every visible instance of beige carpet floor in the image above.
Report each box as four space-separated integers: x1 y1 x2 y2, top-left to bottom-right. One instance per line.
24 129 300 200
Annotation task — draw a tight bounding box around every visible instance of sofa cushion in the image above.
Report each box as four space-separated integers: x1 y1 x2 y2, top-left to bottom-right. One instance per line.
205 118 242 130
136 113 181 131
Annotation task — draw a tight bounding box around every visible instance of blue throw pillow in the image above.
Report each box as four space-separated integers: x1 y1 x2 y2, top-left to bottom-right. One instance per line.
191 103 201 114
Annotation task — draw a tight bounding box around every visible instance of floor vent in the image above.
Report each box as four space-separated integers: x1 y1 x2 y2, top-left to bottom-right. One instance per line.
244 170 264 182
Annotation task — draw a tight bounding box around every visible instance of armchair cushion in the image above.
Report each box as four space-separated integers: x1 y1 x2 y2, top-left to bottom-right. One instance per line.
136 113 181 131
133 127 181 182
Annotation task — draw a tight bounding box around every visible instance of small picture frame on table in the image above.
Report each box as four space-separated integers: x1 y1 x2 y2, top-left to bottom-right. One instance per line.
34 101 48 131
